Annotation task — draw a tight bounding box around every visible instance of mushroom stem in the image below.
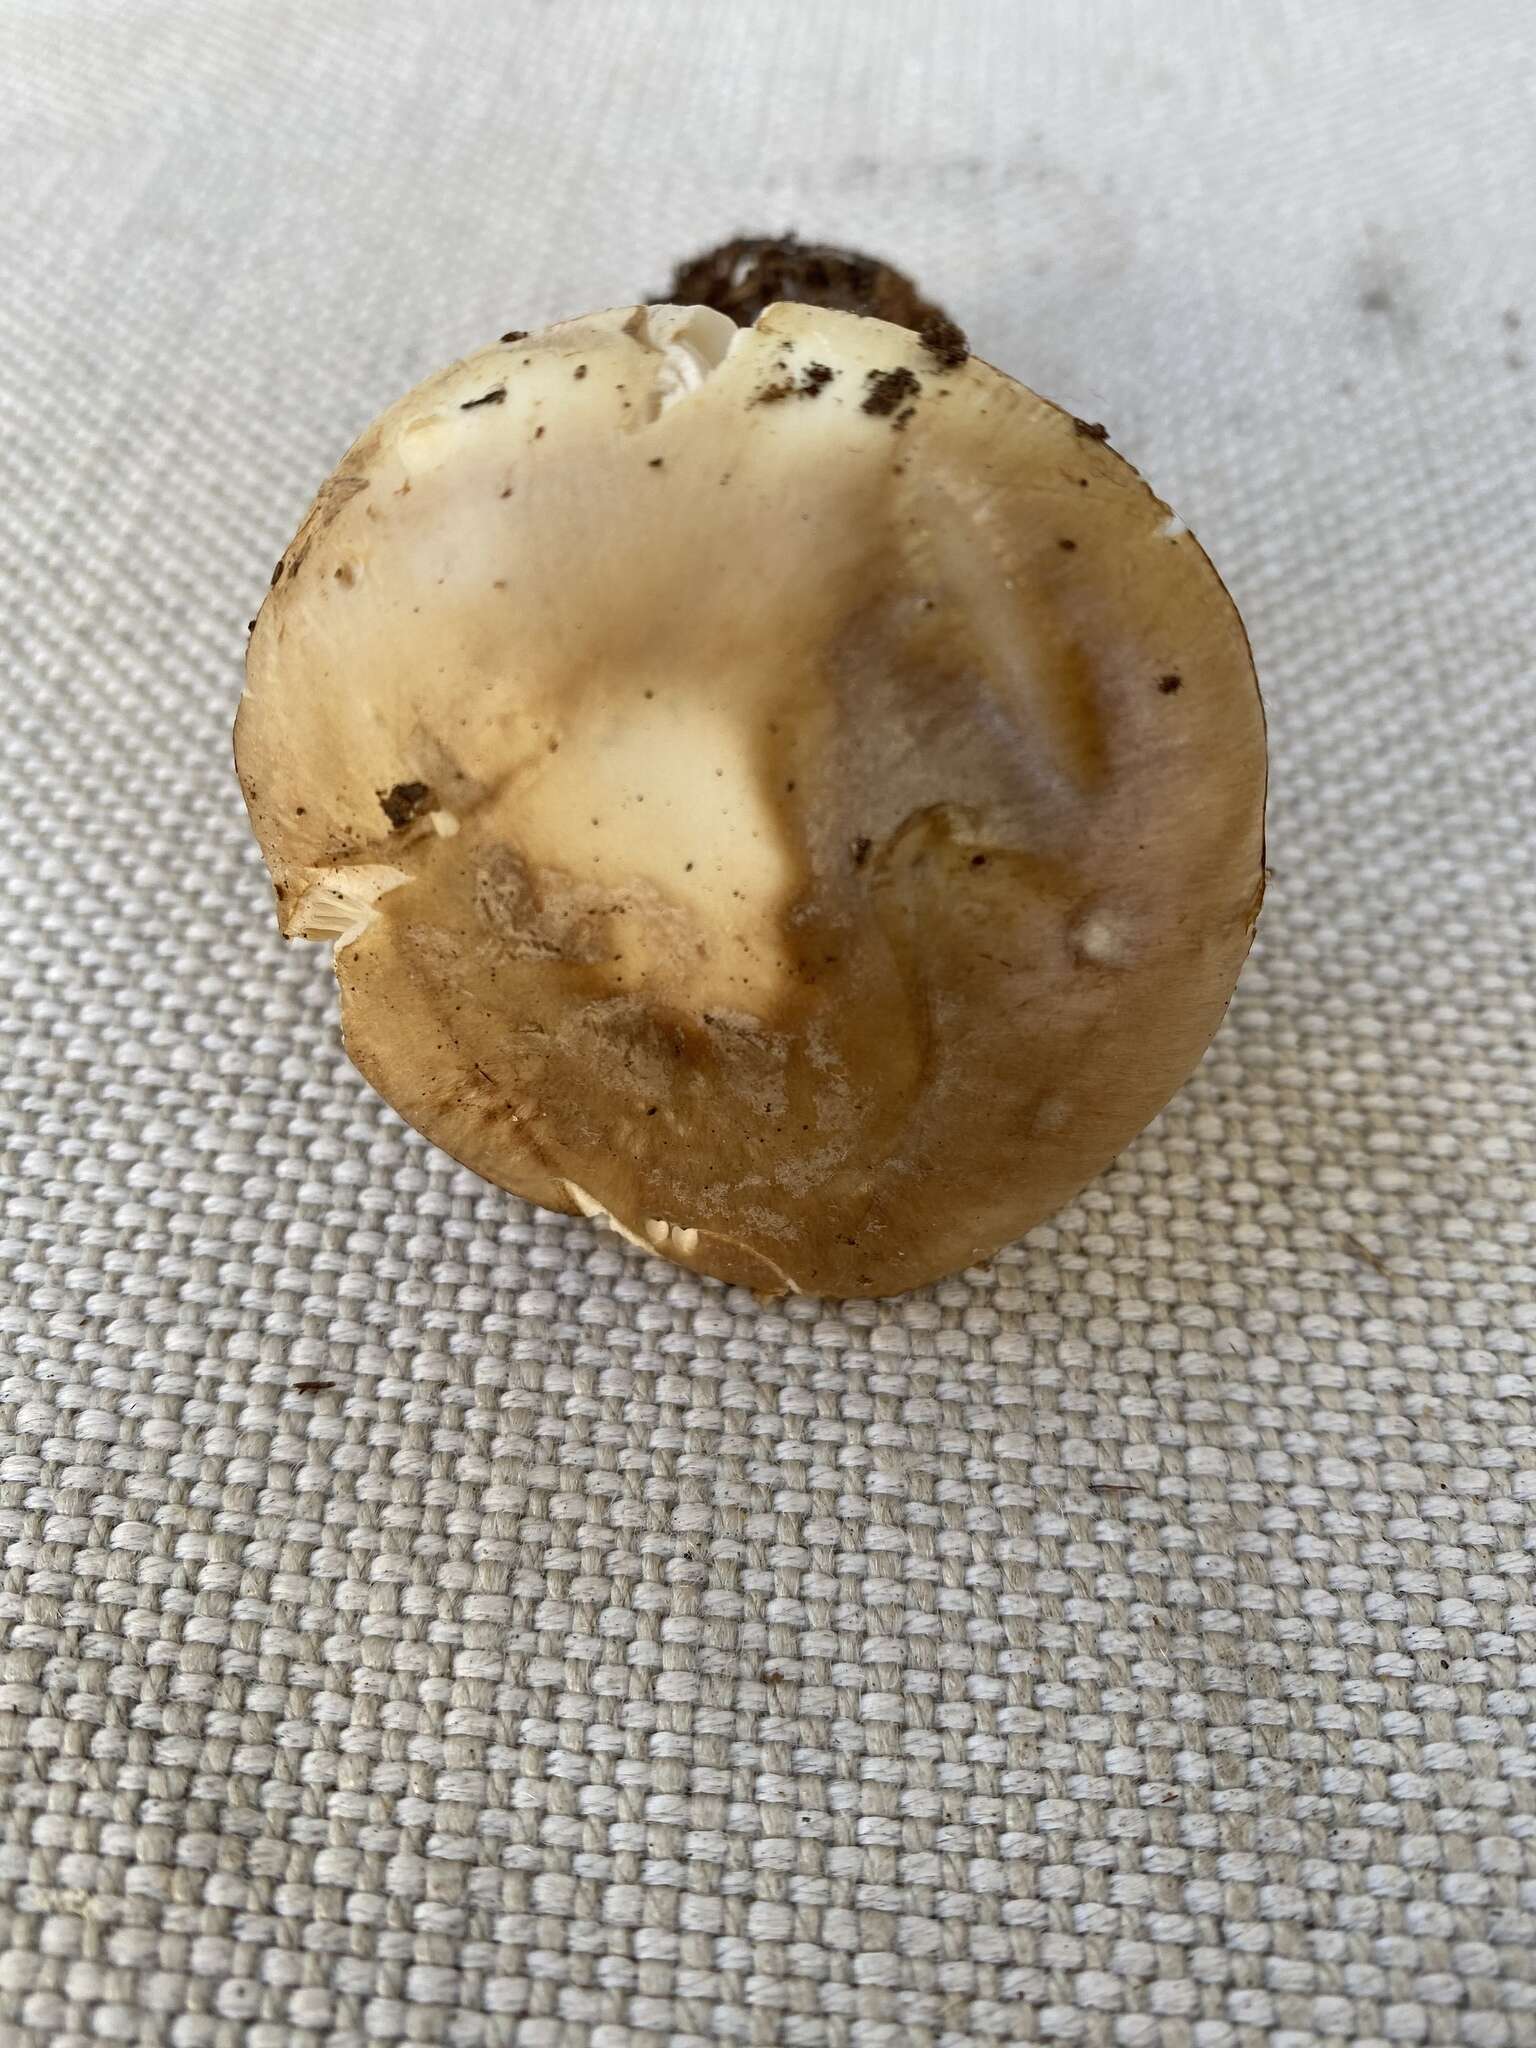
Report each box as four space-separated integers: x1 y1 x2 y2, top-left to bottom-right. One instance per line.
661 233 957 338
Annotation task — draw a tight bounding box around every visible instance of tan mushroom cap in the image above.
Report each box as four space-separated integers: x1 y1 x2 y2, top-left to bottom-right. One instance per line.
235 301 1265 1298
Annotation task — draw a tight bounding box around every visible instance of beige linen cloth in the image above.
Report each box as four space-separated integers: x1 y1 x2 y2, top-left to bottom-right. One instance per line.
2 3 1533 2042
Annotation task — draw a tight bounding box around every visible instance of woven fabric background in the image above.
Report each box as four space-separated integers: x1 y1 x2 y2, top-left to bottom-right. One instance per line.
3 3 1535 2043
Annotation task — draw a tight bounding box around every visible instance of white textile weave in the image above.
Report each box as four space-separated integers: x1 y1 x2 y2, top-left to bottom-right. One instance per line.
2 4 1534 2044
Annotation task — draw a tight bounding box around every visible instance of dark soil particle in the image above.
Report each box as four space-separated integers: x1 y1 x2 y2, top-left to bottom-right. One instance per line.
1159 673 1183 694
379 781 432 829
919 313 969 368
754 360 838 405
500 329 527 343
462 387 506 410
1073 418 1110 441
862 366 921 418
660 233 952 333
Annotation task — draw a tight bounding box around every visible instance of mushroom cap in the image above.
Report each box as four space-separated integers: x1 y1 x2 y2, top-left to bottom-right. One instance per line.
235 302 1265 1298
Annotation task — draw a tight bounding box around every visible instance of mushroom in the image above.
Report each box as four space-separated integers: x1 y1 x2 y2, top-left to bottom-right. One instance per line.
235 286 1265 1299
